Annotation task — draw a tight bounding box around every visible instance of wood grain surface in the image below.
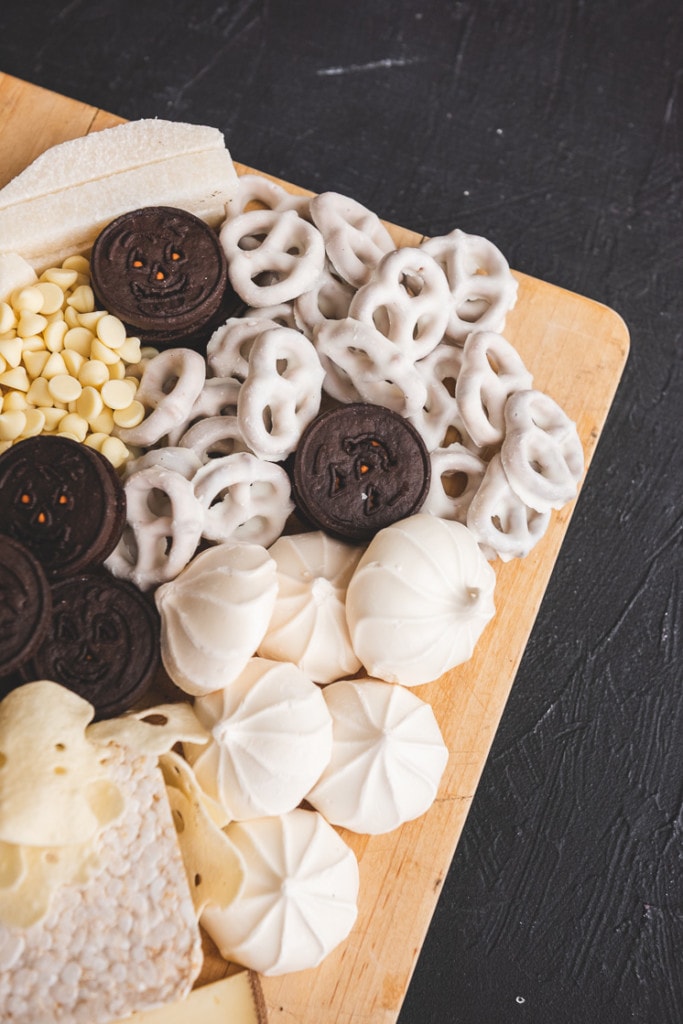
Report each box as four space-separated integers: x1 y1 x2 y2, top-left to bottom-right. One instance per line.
0 73 629 1024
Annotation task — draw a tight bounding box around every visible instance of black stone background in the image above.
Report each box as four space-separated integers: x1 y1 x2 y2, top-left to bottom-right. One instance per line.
0 1 681 1022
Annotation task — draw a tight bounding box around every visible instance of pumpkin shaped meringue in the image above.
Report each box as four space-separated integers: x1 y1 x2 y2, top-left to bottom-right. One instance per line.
345 514 496 686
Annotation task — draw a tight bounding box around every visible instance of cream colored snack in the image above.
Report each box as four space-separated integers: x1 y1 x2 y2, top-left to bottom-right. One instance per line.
220 208 325 307
501 388 584 512
193 452 294 546
0 120 239 270
421 227 519 345
455 330 533 448
258 531 365 684
201 808 359 976
185 658 333 820
467 450 551 560
155 542 278 696
346 514 497 686
307 678 449 833
0 683 203 1024
308 191 395 288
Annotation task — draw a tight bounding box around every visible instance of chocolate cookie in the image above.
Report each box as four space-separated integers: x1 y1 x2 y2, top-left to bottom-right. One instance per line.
0 534 52 678
90 205 231 347
292 403 431 542
0 436 126 578
23 572 160 719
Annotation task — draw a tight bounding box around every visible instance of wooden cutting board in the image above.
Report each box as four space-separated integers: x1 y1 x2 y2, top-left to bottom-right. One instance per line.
0 72 630 1024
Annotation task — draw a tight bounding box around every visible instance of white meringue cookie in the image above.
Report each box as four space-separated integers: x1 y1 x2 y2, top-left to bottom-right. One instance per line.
185 658 333 820
154 543 278 697
345 514 496 686
306 678 448 834
200 808 358 976
258 532 365 684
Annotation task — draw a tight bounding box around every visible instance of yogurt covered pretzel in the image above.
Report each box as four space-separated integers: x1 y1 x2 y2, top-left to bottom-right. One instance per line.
501 389 584 512
237 325 325 462
294 262 355 338
106 464 205 591
177 414 248 463
309 191 396 288
193 451 293 547
226 172 312 220
314 316 427 416
455 331 533 448
206 317 280 380
219 208 325 307
422 443 487 524
422 227 519 345
408 343 472 452
467 451 551 561
114 347 206 448
348 247 451 360
165 376 241 446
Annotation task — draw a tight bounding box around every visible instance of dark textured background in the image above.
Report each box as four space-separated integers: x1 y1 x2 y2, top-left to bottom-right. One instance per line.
1 2 681 1022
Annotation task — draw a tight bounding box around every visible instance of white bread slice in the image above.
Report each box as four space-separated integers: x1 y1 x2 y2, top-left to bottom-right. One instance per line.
0 119 239 271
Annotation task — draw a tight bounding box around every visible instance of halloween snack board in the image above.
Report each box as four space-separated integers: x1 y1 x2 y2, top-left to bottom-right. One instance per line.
0 73 629 1024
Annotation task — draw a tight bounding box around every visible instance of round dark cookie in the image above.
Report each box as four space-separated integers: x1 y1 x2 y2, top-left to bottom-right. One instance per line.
292 403 431 542
23 572 160 720
0 534 52 677
0 436 126 578
90 205 229 346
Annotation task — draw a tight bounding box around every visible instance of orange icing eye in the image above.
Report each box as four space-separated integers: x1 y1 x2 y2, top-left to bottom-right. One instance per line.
155 271 165 281
58 495 68 505
37 512 46 524
20 493 31 504
359 463 369 475
132 259 143 268
171 251 181 260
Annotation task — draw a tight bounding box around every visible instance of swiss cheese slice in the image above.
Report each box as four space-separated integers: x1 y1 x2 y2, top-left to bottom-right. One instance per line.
120 972 266 1024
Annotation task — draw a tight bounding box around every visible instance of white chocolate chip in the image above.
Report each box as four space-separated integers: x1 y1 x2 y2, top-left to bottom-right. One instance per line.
48 374 82 404
45 320 68 352
0 338 22 368
41 267 79 290
57 412 88 442
35 282 65 316
101 378 137 410
0 367 29 392
0 410 27 440
78 359 109 388
64 326 94 356
67 285 95 313
112 399 145 429
97 314 127 350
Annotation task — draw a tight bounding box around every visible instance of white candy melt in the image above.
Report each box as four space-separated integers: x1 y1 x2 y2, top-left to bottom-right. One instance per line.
155 543 278 696
201 809 359 976
185 658 332 820
307 678 449 834
346 514 496 686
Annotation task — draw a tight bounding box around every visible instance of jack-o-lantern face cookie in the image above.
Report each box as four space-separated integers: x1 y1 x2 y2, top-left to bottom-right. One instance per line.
0 436 126 578
23 572 160 719
293 403 431 542
0 535 52 679
90 206 230 345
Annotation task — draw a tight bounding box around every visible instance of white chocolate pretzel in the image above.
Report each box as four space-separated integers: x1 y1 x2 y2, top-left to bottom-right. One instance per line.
294 262 355 338
422 443 487 524
455 331 533 448
314 316 426 416
207 317 279 380
193 451 294 547
105 465 205 590
115 347 206 448
348 247 451 360
309 191 395 288
220 208 325 307
408 342 472 452
501 389 584 512
237 325 325 461
467 451 551 561
226 172 312 220
421 227 519 345
165 376 241 446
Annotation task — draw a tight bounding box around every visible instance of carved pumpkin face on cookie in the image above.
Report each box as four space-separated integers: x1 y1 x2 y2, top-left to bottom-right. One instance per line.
293 403 431 542
24 574 160 719
90 206 228 341
0 437 126 577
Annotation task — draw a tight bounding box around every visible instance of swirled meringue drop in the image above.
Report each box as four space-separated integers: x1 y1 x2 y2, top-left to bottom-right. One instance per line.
185 658 333 820
257 531 364 683
345 514 496 686
200 808 359 975
154 542 278 696
306 678 448 833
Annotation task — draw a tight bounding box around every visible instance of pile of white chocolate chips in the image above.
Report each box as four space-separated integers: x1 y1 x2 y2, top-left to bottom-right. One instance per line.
0 120 584 1016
